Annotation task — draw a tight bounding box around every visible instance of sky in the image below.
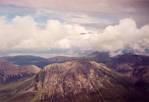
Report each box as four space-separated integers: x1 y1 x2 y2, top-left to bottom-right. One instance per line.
0 0 149 56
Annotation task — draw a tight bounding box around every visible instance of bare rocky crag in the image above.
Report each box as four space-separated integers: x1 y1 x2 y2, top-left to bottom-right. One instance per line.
0 56 148 102
4 60 140 102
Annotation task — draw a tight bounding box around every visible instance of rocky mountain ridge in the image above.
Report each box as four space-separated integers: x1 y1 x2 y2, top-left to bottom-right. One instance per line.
0 59 41 83
2 60 139 102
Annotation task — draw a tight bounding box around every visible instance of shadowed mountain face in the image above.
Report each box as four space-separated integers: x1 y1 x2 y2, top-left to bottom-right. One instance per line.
88 52 149 79
0 55 49 68
0 55 83 67
0 60 41 83
89 52 149 100
0 60 141 102
110 54 149 100
88 51 112 64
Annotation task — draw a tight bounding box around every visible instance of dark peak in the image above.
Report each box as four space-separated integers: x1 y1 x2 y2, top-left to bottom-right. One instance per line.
121 48 135 55
88 51 110 58
114 53 149 65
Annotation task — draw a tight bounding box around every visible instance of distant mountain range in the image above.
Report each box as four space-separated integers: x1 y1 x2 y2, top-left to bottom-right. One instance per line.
0 55 83 67
0 55 49 67
0 52 148 102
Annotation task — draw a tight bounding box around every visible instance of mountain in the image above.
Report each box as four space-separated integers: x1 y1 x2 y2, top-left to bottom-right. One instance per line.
0 55 84 67
1 53 149 85
0 55 49 67
112 54 149 66
47 56 89 64
0 59 41 83
0 52 148 101
88 51 112 64
89 52 149 99
0 60 141 102
88 52 149 79
109 54 149 82
111 54 149 100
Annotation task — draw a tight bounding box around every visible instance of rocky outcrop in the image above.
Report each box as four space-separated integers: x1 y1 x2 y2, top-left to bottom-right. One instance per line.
16 60 136 102
0 60 41 83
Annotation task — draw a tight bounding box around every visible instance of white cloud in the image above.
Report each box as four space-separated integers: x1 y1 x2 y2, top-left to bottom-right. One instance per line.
0 16 149 55
0 16 89 51
92 18 149 55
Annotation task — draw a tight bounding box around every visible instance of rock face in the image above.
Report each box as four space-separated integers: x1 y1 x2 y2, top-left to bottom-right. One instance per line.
0 60 41 83
7 60 138 102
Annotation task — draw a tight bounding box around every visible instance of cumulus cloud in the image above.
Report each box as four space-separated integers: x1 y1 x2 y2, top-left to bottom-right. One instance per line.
0 16 149 55
0 16 89 51
93 19 149 55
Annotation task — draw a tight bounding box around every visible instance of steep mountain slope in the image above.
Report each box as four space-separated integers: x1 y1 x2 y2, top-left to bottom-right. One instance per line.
112 54 149 100
0 60 41 83
89 52 149 80
112 54 149 66
89 52 149 100
0 60 140 102
109 54 149 84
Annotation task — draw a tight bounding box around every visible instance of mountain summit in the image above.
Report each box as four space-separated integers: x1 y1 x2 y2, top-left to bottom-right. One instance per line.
2 60 138 102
